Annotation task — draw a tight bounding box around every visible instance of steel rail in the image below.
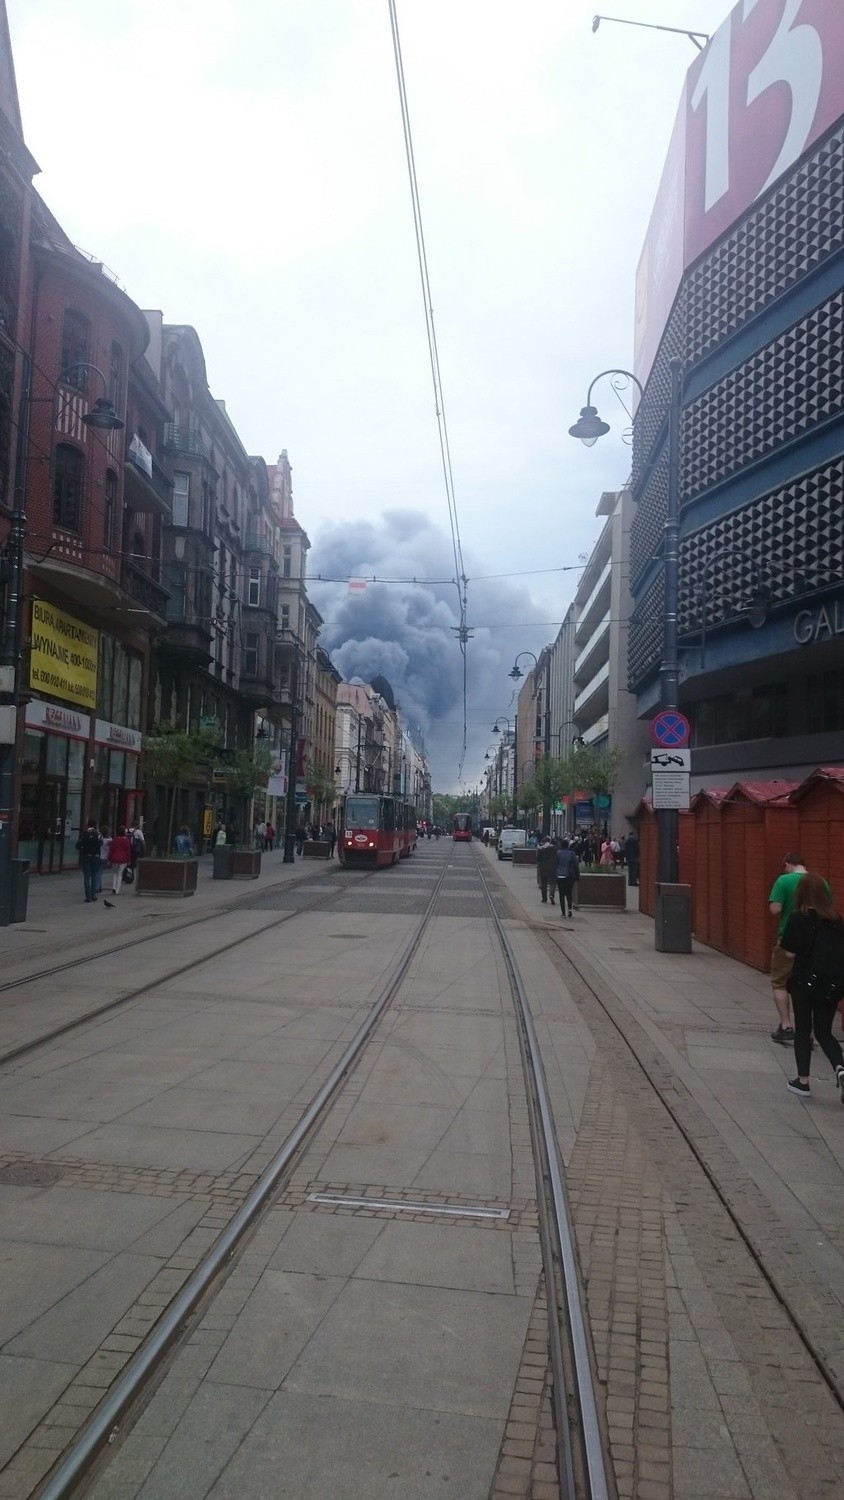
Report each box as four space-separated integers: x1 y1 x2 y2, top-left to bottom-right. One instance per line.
475 850 611 1500
548 930 844 1419
0 861 361 997
33 855 452 1500
0 867 384 1071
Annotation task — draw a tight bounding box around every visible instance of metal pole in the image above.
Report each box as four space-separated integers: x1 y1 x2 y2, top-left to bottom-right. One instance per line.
512 720 518 824
542 653 551 837
657 357 683 885
282 648 299 863
0 352 31 926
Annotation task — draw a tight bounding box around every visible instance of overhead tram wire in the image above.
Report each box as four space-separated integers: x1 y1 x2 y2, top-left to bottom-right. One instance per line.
387 0 470 780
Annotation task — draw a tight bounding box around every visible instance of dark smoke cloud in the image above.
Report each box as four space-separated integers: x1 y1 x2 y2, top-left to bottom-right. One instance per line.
309 509 557 792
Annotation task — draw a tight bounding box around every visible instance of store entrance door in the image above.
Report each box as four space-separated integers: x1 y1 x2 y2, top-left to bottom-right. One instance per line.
39 779 66 872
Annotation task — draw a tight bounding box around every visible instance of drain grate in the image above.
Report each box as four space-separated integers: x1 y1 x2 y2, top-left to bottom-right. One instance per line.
0 1162 64 1187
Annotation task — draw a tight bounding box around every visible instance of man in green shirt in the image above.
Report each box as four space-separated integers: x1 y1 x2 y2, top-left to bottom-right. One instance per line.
768 852 808 1044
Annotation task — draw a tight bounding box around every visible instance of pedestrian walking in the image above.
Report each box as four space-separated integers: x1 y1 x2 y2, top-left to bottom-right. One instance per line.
768 852 808 1045
324 818 337 857
536 836 557 905
265 822 274 852
556 839 580 919
104 826 132 905
599 838 616 868
97 825 111 894
173 825 195 857
295 821 306 855
625 831 639 887
128 822 145 868
779 872 844 1101
77 820 101 903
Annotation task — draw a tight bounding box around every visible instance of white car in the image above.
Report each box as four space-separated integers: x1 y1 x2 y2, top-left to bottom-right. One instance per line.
497 827 527 860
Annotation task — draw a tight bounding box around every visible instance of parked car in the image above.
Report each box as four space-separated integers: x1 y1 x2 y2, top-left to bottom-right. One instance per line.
497 827 527 861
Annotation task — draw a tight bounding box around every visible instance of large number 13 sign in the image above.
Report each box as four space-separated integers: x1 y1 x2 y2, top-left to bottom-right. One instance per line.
685 0 840 263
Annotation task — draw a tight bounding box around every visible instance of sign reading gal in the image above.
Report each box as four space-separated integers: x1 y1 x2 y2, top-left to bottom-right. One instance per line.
29 598 99 710
793 601 844 645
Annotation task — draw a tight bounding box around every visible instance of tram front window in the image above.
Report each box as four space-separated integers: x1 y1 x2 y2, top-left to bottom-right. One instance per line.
345 796 380 830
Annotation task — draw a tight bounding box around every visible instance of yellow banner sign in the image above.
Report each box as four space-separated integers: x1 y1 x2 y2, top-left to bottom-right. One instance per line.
30 598 99 710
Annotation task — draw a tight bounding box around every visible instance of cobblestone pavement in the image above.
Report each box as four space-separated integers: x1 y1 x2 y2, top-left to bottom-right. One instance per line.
4 840 843 1497
495 848 844 1499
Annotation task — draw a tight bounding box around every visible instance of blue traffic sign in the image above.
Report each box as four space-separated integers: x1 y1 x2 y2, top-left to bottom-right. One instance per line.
651 709 690 748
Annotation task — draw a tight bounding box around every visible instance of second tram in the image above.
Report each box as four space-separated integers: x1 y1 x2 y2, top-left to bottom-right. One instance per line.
338 793 418 866
452 813 473 842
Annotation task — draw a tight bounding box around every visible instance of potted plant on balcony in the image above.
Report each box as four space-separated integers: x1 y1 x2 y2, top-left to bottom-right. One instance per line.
137 722 218 895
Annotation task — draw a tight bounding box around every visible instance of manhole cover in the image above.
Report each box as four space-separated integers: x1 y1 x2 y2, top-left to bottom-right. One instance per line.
330 934 367 940
0 1163 64 1187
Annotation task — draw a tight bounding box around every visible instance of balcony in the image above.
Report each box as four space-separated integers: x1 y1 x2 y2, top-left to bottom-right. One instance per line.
574 612 610 683
245 529 274 556
163 424 212 463
121 558 170 622
123 434 173 518
575 560 612 643
573 660 610 719
159 611 213 665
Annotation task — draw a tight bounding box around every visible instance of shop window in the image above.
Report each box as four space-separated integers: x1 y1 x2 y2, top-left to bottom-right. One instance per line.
104 470 117 552
60 309 90 389
248 566 261 607
53 443 83 531
692 682 787 747
172 472 190 527
244 633 259 676
807 668 844 734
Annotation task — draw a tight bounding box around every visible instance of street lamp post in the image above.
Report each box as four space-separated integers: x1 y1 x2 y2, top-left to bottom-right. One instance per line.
491 717 515 824
509 650 552 836
570 359 682 887
0 360 124 926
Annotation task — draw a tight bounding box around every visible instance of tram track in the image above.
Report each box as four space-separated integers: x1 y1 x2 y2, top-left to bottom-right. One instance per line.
0 865 385 1071
29 853 455 1499
15 843 617 1500
538 917 844 1419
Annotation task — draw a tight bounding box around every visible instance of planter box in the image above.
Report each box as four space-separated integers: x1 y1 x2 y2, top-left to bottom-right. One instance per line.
303 840 330 859
212 846 233 880
512 848 537 866
136 857 198 897
575 872 627 910
231 849 261 879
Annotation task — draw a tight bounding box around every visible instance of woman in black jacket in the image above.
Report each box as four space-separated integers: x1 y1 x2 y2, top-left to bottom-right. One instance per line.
780 871 844 1100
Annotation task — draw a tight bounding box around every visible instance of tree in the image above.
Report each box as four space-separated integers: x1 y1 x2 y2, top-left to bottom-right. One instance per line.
226 745 273 800
569 743 624 828
489 793 510 824
143 722 219 854
308 764 336 814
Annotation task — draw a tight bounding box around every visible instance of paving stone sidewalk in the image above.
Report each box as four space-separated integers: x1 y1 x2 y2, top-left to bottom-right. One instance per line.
490 847 844 1498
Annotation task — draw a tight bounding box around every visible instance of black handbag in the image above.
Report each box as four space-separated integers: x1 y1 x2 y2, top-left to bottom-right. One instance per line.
122 866 135 885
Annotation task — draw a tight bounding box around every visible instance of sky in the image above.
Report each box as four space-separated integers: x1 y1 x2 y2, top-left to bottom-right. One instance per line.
8 0 735 790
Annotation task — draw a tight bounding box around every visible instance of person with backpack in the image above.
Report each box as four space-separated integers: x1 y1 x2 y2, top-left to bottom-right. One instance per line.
536 836 557 905
780 871 844 1101
556 838 580 920
103 826 132 906
77 819 101 903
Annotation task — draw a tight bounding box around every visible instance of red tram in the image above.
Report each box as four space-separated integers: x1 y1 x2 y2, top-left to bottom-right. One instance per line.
338 793 418 866
452 813 473 841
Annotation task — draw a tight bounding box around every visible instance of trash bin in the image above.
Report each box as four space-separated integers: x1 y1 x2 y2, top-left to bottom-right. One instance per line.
9 858 29 923
212 845 234 880
655 882 692 953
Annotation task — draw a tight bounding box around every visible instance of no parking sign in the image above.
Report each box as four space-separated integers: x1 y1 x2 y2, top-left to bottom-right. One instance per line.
651 710 690 749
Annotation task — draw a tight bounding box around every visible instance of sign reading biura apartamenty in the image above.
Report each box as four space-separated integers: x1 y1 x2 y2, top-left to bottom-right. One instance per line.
30 598 99 710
